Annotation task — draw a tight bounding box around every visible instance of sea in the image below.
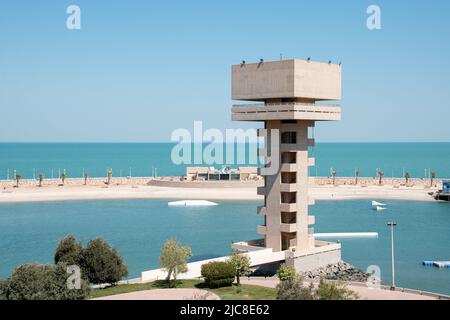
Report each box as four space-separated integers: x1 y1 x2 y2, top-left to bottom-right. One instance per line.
0 143 449 295
0 142 449 179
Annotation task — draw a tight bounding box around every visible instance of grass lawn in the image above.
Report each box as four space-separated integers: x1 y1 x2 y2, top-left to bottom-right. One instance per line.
89 279 276 300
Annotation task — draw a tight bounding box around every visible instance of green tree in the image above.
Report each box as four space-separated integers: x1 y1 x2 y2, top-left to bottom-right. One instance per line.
15 174 21 188
0 279 8 300
276 275 315 300
331 169 337 185
405 172 411 185
160 239 192 284
38 173 44 187
53 263 90 300
54 234 83 266
3 263 89 300
106 168 113 185
316 279 358 300
84 171 89 185
377 169 384 185
82 238 128 285
277 264 297 282
227 250 250 286
431 171 436 187
60 172 67 185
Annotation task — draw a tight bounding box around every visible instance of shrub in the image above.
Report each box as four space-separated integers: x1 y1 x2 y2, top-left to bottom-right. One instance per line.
276 276 315 300
160 239 192 283
82 238 128 285
316 279 358 300
52 263 90 300
4 263 89 300
0 279 8 300
277 264 297 282
54 234 83 266
227 250 250 286
7 264 55 300
201 261 235 288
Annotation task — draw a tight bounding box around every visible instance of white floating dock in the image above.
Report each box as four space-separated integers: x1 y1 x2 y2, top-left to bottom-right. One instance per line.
168 200 218 207
372 201 386 207
314 232 379 239
423 261 450 268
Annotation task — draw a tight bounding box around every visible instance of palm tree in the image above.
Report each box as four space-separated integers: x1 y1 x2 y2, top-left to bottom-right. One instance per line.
106 168 113 185
84 171 89 185
38 173 44 187
331 169 337 185
404 172 411 185
355 168 360 185
431 172 436 187
60 172 67 185
15 174 21 188
377 169 384 185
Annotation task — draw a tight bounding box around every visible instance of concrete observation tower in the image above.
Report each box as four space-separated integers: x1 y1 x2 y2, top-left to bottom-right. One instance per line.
231 59 343 272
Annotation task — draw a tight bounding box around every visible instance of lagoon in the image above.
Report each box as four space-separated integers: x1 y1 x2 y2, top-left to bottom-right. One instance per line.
0 199 448 295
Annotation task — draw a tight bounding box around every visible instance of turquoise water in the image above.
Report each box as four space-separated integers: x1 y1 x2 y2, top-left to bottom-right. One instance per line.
0 143 449 179
0 199 448 295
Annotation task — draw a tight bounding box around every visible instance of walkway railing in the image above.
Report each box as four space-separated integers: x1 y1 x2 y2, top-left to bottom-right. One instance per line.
232 101 340 108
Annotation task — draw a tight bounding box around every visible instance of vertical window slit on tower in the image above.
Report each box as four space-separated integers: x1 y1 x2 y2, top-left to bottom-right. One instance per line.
281 132 297 144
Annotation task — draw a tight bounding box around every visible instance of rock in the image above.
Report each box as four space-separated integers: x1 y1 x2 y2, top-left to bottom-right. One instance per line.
299 261 370 283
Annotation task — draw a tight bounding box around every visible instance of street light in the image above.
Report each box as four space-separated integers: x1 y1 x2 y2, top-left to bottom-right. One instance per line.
387 221 397 290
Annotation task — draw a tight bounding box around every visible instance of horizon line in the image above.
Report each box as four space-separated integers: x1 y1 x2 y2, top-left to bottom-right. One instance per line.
0 141 449 144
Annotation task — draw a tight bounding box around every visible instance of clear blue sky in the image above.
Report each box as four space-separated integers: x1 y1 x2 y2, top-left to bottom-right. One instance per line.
1 0 449 142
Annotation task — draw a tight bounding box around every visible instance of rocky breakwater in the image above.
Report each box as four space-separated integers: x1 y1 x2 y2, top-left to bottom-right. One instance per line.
301 261 370 283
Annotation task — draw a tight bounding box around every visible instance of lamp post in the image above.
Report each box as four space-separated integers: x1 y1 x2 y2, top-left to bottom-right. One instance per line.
387 221 397 290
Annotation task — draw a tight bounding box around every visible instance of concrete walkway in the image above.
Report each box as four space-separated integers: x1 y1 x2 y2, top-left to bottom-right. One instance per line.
241 278 439 300
93 288 220 300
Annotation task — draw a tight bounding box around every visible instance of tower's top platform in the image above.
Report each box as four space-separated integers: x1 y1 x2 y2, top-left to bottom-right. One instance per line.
232 59 341 101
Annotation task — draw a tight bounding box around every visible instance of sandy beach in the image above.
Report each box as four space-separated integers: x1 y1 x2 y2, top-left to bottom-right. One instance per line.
0 177 440 203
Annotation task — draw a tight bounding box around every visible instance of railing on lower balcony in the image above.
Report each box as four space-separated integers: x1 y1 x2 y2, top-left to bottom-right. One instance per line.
232 102 341 121
233 101 340 109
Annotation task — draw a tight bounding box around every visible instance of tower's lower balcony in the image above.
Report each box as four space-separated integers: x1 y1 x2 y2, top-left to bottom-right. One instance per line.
232 102 341 122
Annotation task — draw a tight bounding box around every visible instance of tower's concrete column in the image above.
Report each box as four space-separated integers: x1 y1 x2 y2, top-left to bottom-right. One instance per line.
232 58 341 257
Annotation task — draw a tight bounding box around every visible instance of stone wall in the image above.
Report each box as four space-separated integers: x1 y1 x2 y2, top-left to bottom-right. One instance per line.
285 248 342 273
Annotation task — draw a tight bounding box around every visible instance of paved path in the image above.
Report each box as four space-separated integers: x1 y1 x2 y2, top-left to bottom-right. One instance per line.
93 288 220 300
241 278 438 300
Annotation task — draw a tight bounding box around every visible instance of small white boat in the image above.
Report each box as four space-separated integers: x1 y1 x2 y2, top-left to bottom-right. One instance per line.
372 200 386 207
168 200 218 207
376 206 387 211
